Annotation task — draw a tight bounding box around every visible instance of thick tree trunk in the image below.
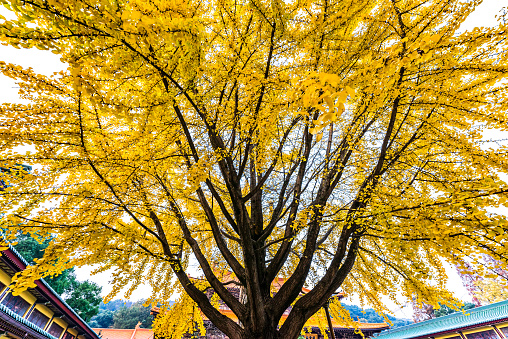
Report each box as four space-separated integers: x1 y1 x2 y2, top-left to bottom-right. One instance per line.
241 324 281 339
226 307 313 339
243 332 280 339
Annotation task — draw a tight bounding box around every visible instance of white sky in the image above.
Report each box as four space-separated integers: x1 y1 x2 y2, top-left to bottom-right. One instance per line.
0 0 506 316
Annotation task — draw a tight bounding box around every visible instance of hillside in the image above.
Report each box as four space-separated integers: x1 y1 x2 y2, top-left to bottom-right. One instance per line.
341 303 412 329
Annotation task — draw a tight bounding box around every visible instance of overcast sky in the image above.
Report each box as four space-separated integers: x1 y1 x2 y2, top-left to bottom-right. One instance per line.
0 0 506 317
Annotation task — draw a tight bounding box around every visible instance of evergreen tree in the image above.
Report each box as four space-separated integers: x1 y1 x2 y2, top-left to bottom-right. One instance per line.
90 299 136 328
112 300 153 329
65 280 103 322
89 309 114 328
434 302 476 318
341 304 411 328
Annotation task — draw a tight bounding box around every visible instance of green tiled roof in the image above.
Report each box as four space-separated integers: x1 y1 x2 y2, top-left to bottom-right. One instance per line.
0 303 58 339
7 244 100 339
374 300 508 339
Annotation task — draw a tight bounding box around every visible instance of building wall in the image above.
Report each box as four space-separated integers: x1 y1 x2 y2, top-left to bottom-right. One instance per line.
177 320 382 339
434 323 508 339
302 327 382 339
0 266 77 339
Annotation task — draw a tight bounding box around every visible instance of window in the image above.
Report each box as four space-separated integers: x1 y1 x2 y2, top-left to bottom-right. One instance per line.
48 322 64 338
62 332 75 339
1 292 30 316
304 334 318 339
27 308 50 329
499 327 508 338
466 330 500 339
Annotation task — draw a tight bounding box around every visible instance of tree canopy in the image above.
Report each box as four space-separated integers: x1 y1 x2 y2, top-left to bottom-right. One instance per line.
66 280 103 322
433 302 476 318
340 303 411 328
112 300 154 329
13 233 103 321
89 309 114 329
89 299 154 329
474 279 508 305
1 0 508 338
14 233 73 295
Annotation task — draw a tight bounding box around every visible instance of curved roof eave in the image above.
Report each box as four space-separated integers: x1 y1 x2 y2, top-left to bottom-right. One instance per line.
374 300 508 339
2 245 101 339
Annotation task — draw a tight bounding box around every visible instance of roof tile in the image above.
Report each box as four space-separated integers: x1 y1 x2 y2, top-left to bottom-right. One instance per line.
374 300 508 339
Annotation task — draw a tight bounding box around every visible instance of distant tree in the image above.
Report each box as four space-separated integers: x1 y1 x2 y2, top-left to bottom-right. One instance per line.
89 299 135 328
474 280 508 305
341 303 411 328
434 302 476 318
100 299 133 312
113 300 153 329
65 280 103 322
13 233 102 321
13 233 47 263
89 309 114 328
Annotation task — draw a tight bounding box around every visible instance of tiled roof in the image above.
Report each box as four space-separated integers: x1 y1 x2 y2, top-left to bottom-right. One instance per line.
92 328 154 339
374 300 508 339
5 245 101 339
0 303 58 339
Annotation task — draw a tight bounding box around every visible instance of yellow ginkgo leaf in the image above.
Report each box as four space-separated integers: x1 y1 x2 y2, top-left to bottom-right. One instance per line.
130 10 142 21
324 95 334 110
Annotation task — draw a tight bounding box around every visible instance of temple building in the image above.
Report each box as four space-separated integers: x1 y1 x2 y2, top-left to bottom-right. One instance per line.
149 275 389 339
0 245 100 339
150 302 388 339
92 324 154 339
299 317 389 339
374 300 508 339
186 307 390 339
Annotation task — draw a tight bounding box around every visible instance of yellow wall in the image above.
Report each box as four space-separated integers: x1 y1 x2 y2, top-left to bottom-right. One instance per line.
52 317 67 329
0 289 37 309
33 303 54 319
434 323 508 339
0 268 11 286
462 326 503 339
496 322 508 329
498 324 508 330
50 317 69 339
435 333 462 339
0 268 36 305
0 266 82 339
67 328 78 336
19 290 36 305
462 326 497 336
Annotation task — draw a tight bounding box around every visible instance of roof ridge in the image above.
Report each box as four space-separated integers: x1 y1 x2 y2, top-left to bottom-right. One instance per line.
6 244 100 339
374 300 508 339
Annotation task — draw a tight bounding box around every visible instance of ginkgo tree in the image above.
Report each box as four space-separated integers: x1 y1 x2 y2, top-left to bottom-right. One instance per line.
1 0 508 338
